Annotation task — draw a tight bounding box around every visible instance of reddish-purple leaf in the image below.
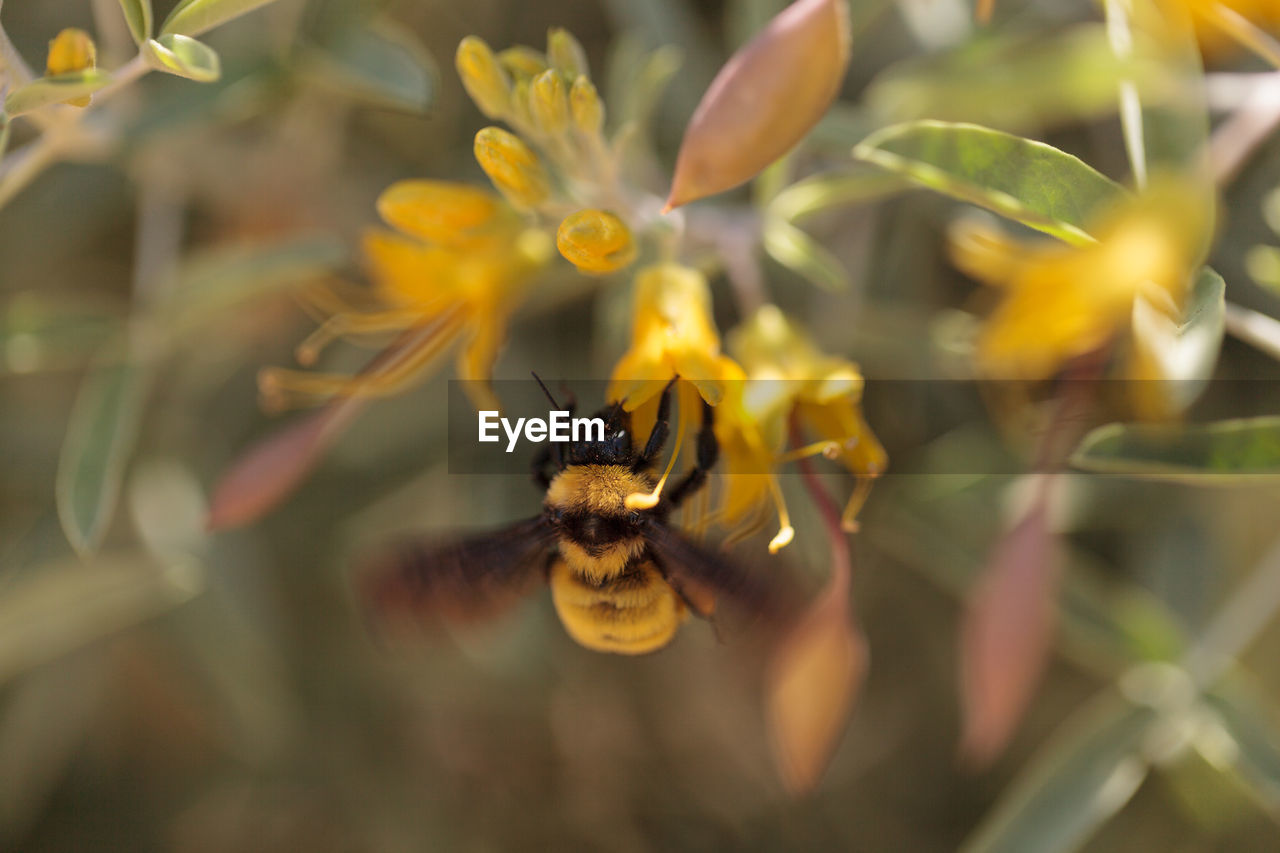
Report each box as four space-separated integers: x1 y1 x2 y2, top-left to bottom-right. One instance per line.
206 396 365 531
959 500 1061 766
766 569 866 794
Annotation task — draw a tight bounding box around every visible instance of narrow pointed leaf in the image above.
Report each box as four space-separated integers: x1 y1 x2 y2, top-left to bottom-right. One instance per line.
767 579 866 793
158 234 345 329
1202 680 1280 808
144 34 221 82
0 551 203 686
1127 266 1225 417
865 25 1169 133
960 501 1060 764
962 692 1156 853
666 0 851 209
301 20 437 113
762 217 848 291
853 120 1125 245
56 353 154 556
117 0 153 45
160 0 280 38
3 71 113 116
206 397 364 530
1071 417 1280 483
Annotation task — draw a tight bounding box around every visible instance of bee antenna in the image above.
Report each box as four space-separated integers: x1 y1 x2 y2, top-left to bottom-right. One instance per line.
531 371 562 410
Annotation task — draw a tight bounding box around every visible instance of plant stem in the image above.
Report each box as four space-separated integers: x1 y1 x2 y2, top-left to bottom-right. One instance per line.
1184 534 1280 689
1223 301 1280 362
1105 0 1148 190
0 138 55 209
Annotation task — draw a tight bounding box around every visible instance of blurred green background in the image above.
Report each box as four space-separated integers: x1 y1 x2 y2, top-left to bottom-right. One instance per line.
6 0 1280 850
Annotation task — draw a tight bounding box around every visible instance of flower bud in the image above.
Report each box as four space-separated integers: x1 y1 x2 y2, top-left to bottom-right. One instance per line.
456 36 511 118
547 27 588 78
569 75 604 135
498 46 548 80
46 28 97 106
376 180 508 248
474 127 551 209
557 209 636 274
665 0 851 211
530 69 570 136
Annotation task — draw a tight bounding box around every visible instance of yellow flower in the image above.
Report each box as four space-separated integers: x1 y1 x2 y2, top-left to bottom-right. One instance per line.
949 183 1210 382
605 263 744 511
716 306 887 551
607 263 742 412
46 28 97 107
259 180 551 413
1166 0 1280 64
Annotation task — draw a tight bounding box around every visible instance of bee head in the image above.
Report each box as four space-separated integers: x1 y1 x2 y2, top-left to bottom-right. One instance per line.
565 401 634 466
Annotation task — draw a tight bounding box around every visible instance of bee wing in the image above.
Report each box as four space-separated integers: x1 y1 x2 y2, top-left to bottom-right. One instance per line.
642 523 802 629
360 516 556 625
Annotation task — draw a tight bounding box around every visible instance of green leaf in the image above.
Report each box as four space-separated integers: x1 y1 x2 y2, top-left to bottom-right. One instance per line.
0 112 9 161
144 34 221 83
767 169 905 222
867 25 1168 134
0 551 202 686
3 70 114 116
1202 679 1280 809
158 234 346 330
963 692 1156 853
1 292 121 375
853 120 1126 245
117 0 153 44
300 20 436 113
56 350 154 556
1071 417 1280 483
1134 266 1224 404
762 217 848 291
160 0 280 37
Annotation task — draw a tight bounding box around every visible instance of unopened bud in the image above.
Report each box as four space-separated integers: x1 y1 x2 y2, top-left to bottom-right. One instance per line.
547 27 588 78
498 46 548 80
474 127 551 209
557 209 636 274
569 75 604 135
530 69 570 136
46 28 97 107
665 0 851 211
456 36 511 118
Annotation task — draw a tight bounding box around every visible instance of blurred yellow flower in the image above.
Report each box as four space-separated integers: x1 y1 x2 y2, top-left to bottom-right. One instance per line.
260 180 551 413
1169 0 1280 64
46 28 97 107
949 182 1211 382
717 306 887 551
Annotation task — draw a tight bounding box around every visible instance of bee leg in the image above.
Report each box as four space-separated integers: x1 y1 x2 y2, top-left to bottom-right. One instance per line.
663 399 719 509
532 444 555 489
635 379 676 470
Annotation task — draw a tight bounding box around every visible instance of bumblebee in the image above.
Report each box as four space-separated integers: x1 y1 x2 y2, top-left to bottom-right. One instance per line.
362 380 794 654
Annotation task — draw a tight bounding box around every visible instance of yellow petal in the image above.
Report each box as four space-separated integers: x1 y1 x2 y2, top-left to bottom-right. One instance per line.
376 180 508 248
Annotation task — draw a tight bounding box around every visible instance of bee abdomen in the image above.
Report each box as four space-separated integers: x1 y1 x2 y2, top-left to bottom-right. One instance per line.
549 559 687 655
